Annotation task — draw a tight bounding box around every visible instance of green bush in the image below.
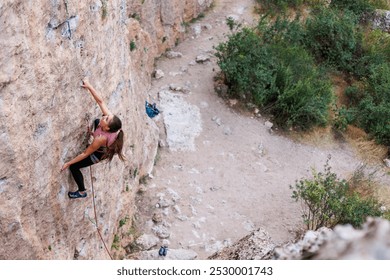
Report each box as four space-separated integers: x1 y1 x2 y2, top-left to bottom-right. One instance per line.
269 45 332 128
260 16 305 46
290 157 383 230
217 4 390 141
304 8 360 73
257 0 304 10
345 85 365 106
369 0 390 9
339 192 382 227
215 28 274 100
341 31 390 145
351 63 390 145
215 20 332 129
332 105 354 131
356 97 390 146
351 29 390 78
330 0 375 17
256 0 328 12
362 29 390 62
366 62 390 103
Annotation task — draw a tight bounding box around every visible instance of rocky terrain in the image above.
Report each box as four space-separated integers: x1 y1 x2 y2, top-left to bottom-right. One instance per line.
128 0 390 260
209 218 390 260
1 0 389 260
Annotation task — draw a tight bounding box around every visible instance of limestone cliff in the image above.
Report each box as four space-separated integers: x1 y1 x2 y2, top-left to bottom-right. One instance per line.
209 218 390 260
0 0 213 260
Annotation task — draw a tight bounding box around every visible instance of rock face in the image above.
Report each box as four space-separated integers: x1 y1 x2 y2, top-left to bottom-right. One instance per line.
0 0 213 259
273 218 390 260
371 9 390 32
208 228 276 260
210 218 390 260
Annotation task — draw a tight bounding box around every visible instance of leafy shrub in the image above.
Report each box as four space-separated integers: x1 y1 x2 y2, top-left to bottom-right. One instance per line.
351 29 390 78
351 63 390 145
260 16 305 46
330 0 375 17
256 0 313 11
340 31 390 145
345 84 365 106
215 20 332 129
268 45 332 128
291 156 383 230
362 29 390 62
339 192 382 226
218 3 390 141
215 27 274 100
356 97 390 146
304 8 360 73
366 62 390 103
332 105 354 131
369 0 390 9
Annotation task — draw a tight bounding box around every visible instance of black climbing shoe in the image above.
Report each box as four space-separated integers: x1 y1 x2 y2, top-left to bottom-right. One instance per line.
68 191 87 199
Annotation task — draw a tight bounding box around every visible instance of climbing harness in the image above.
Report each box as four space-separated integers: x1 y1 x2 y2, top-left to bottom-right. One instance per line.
145 101 160 118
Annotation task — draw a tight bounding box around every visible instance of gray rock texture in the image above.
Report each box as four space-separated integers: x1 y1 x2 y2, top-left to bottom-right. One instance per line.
371 9 390 32
209 228 276 260
210 218 390 260
273 218 390 260
158 90 202 151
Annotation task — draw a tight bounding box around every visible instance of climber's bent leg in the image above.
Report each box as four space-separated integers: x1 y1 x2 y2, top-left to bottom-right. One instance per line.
69 157 94 192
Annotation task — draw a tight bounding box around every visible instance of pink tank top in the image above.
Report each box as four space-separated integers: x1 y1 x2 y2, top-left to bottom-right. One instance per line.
93 126 118 147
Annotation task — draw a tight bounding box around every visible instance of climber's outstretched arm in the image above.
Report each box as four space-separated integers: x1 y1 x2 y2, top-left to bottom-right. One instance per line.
61 137 105 171
81 78 112 116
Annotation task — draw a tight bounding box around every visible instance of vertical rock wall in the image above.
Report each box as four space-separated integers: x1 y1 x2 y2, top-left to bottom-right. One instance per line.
0 0 213 259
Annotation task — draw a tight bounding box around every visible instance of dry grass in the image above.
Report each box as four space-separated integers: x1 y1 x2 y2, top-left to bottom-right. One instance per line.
288 125 338 148
377 185 390 208
331 74 350 107
348 164 379 197
347 164 390 211
345 125 368 140
345 125 388 163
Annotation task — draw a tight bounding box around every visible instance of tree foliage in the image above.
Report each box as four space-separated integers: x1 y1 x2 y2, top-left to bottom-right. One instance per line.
304 8 360 73
290 157 383 230
215 18 332 130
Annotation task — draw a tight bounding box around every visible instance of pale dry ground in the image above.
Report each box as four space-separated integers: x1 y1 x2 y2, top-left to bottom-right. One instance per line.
134 0 390 259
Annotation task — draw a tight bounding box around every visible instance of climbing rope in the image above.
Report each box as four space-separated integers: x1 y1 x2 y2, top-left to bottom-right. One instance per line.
83 116 113 260
89 165 114 260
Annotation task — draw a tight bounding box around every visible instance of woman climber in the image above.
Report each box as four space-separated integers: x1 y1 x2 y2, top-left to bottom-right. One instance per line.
61 78 125 199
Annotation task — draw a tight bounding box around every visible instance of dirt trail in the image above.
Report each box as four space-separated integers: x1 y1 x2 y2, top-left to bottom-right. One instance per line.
134 0 388 259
